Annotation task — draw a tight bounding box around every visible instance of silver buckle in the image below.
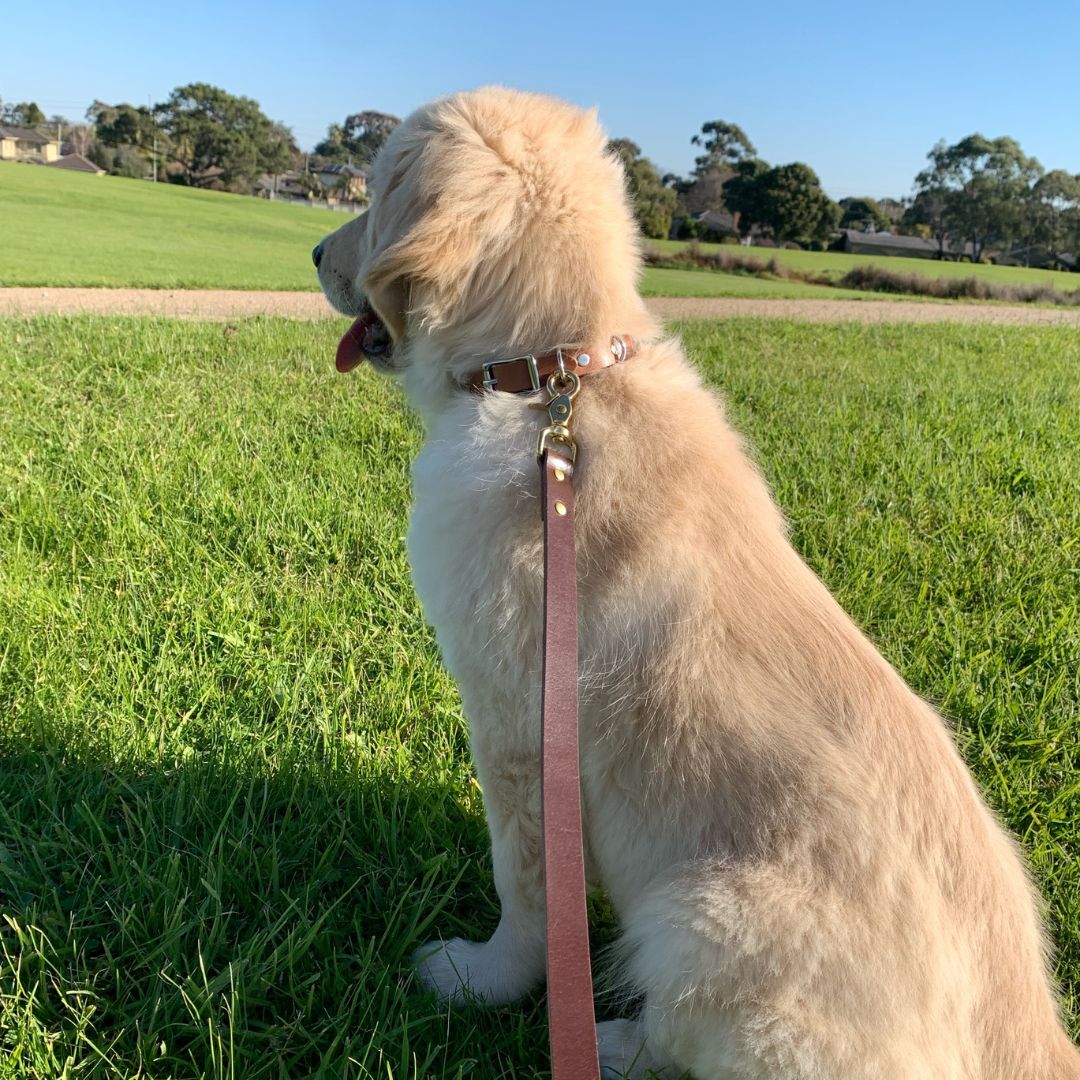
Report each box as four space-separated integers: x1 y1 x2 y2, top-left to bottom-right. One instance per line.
482 354 540 392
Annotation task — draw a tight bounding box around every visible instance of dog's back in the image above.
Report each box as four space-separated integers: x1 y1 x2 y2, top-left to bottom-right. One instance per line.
558 346 1076 1079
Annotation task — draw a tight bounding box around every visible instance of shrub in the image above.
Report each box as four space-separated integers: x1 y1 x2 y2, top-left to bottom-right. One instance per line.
643 245 831 284
643 246 1080 307
837 265 1080 305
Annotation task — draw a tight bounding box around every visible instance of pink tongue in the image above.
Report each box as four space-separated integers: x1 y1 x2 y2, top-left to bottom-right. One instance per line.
335 317 370 373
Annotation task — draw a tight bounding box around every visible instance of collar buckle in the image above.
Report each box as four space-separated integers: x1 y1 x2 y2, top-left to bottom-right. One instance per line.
482 354 540 392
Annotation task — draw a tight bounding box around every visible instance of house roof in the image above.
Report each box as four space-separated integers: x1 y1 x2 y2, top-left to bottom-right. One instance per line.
841 229 975 259
254 172 310 194
48 153 106 174
0 125 55 144
317 163 368 177
697 209 737 231
841 228 938 253
996 245 1077 271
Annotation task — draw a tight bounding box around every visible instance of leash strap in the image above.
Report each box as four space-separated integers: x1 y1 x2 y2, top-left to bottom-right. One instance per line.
540 447 601 1080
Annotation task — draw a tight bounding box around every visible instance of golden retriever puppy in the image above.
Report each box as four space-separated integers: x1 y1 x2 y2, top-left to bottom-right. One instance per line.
315 87 1079 1079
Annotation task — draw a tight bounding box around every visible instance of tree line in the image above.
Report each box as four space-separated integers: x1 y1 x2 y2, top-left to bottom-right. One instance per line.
6 90 1078 265
906 137 1079 264
616 121 1079 266
2 89 400 197
613 121 841 248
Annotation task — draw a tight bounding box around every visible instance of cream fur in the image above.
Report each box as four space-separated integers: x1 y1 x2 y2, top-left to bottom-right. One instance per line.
316 87 1080 1079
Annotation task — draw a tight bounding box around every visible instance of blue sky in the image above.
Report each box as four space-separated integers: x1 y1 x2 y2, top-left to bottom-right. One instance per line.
4 0 1077 199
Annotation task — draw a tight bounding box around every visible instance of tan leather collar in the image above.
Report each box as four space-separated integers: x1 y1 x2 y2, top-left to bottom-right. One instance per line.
465 334 638 394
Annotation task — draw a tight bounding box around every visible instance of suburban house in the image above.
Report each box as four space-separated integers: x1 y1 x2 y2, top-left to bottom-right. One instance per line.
837 228 974 261
254 171 312 199
0 125 60 163
315 162 369 203
670 207 741 241
994 244 1077 271
47 153 106 175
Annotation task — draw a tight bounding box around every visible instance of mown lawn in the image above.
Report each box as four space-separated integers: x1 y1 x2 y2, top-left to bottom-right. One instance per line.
0 163 857 300
6 162 1072 304
1 317 1077 1078
638 265 886 300
0 161 341 290
649 237 1080 292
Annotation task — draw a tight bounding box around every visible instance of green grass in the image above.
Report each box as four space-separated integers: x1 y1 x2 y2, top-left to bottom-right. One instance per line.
8 161 1073 304
0 163 863 300
639 265 887 300
1 316 1078 1077
0 163 875 300
649 237 1080 292
0 161 340 290
3 161 1067 303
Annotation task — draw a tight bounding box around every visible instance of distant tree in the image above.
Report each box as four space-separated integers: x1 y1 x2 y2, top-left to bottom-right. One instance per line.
3 101 46 127
89 144 149 179
314 124 346 163
903 182 950 257
721 157 770 237
691 119 756 177
838 197 890 232
914 135 1042 262
609 139 679 238
88 101 161 152
268 121 302 172
154 83 294 189
724 159 839 244
682 167 732 215
62 124 93 156
754 163 840 244
1006 172 1075 267
607 137 641 160
315 110 400 165
877 197 908 225
1032 173 1075 258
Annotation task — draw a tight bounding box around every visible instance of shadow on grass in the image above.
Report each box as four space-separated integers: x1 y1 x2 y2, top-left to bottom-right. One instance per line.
0 729 562 1079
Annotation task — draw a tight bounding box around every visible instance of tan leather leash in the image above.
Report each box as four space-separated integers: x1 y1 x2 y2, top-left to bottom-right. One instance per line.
467 336 637 1080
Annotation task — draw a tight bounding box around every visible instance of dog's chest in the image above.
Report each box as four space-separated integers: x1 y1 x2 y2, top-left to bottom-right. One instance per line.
407 405 545 692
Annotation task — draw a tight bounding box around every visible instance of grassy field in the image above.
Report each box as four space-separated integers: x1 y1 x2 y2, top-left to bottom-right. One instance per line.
638 265 883 300
0 161 342 290
649 237 1080 292
1 316 1079 1077
0 162 810 298
5 162 1075 303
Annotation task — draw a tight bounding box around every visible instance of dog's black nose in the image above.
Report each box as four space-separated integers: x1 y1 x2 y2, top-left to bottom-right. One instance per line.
312 242 324 269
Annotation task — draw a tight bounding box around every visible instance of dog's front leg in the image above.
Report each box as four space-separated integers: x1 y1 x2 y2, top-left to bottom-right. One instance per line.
414 758 547 1005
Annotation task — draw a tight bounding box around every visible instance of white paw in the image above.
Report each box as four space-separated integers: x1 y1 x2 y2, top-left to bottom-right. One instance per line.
413 937 518 1006
597 1018 669 1079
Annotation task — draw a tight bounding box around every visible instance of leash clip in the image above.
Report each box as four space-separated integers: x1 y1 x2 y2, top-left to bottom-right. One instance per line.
534 370 580 463
537 423 577 464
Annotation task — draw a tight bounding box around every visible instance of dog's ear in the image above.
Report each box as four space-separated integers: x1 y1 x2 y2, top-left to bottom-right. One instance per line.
360 249 410 343
359 112 524 338
361 193 515 338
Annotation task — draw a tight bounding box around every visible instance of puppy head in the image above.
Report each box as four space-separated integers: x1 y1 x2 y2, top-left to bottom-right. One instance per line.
315 87 645 381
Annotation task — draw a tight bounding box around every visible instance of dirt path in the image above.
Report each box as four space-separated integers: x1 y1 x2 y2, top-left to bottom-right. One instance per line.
2 287 1080 325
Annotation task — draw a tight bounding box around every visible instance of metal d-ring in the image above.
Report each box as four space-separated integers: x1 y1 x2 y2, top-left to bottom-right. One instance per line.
545 369 580 399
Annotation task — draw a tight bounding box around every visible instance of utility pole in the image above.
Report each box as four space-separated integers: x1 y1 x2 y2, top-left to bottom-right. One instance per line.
148 96 158 182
